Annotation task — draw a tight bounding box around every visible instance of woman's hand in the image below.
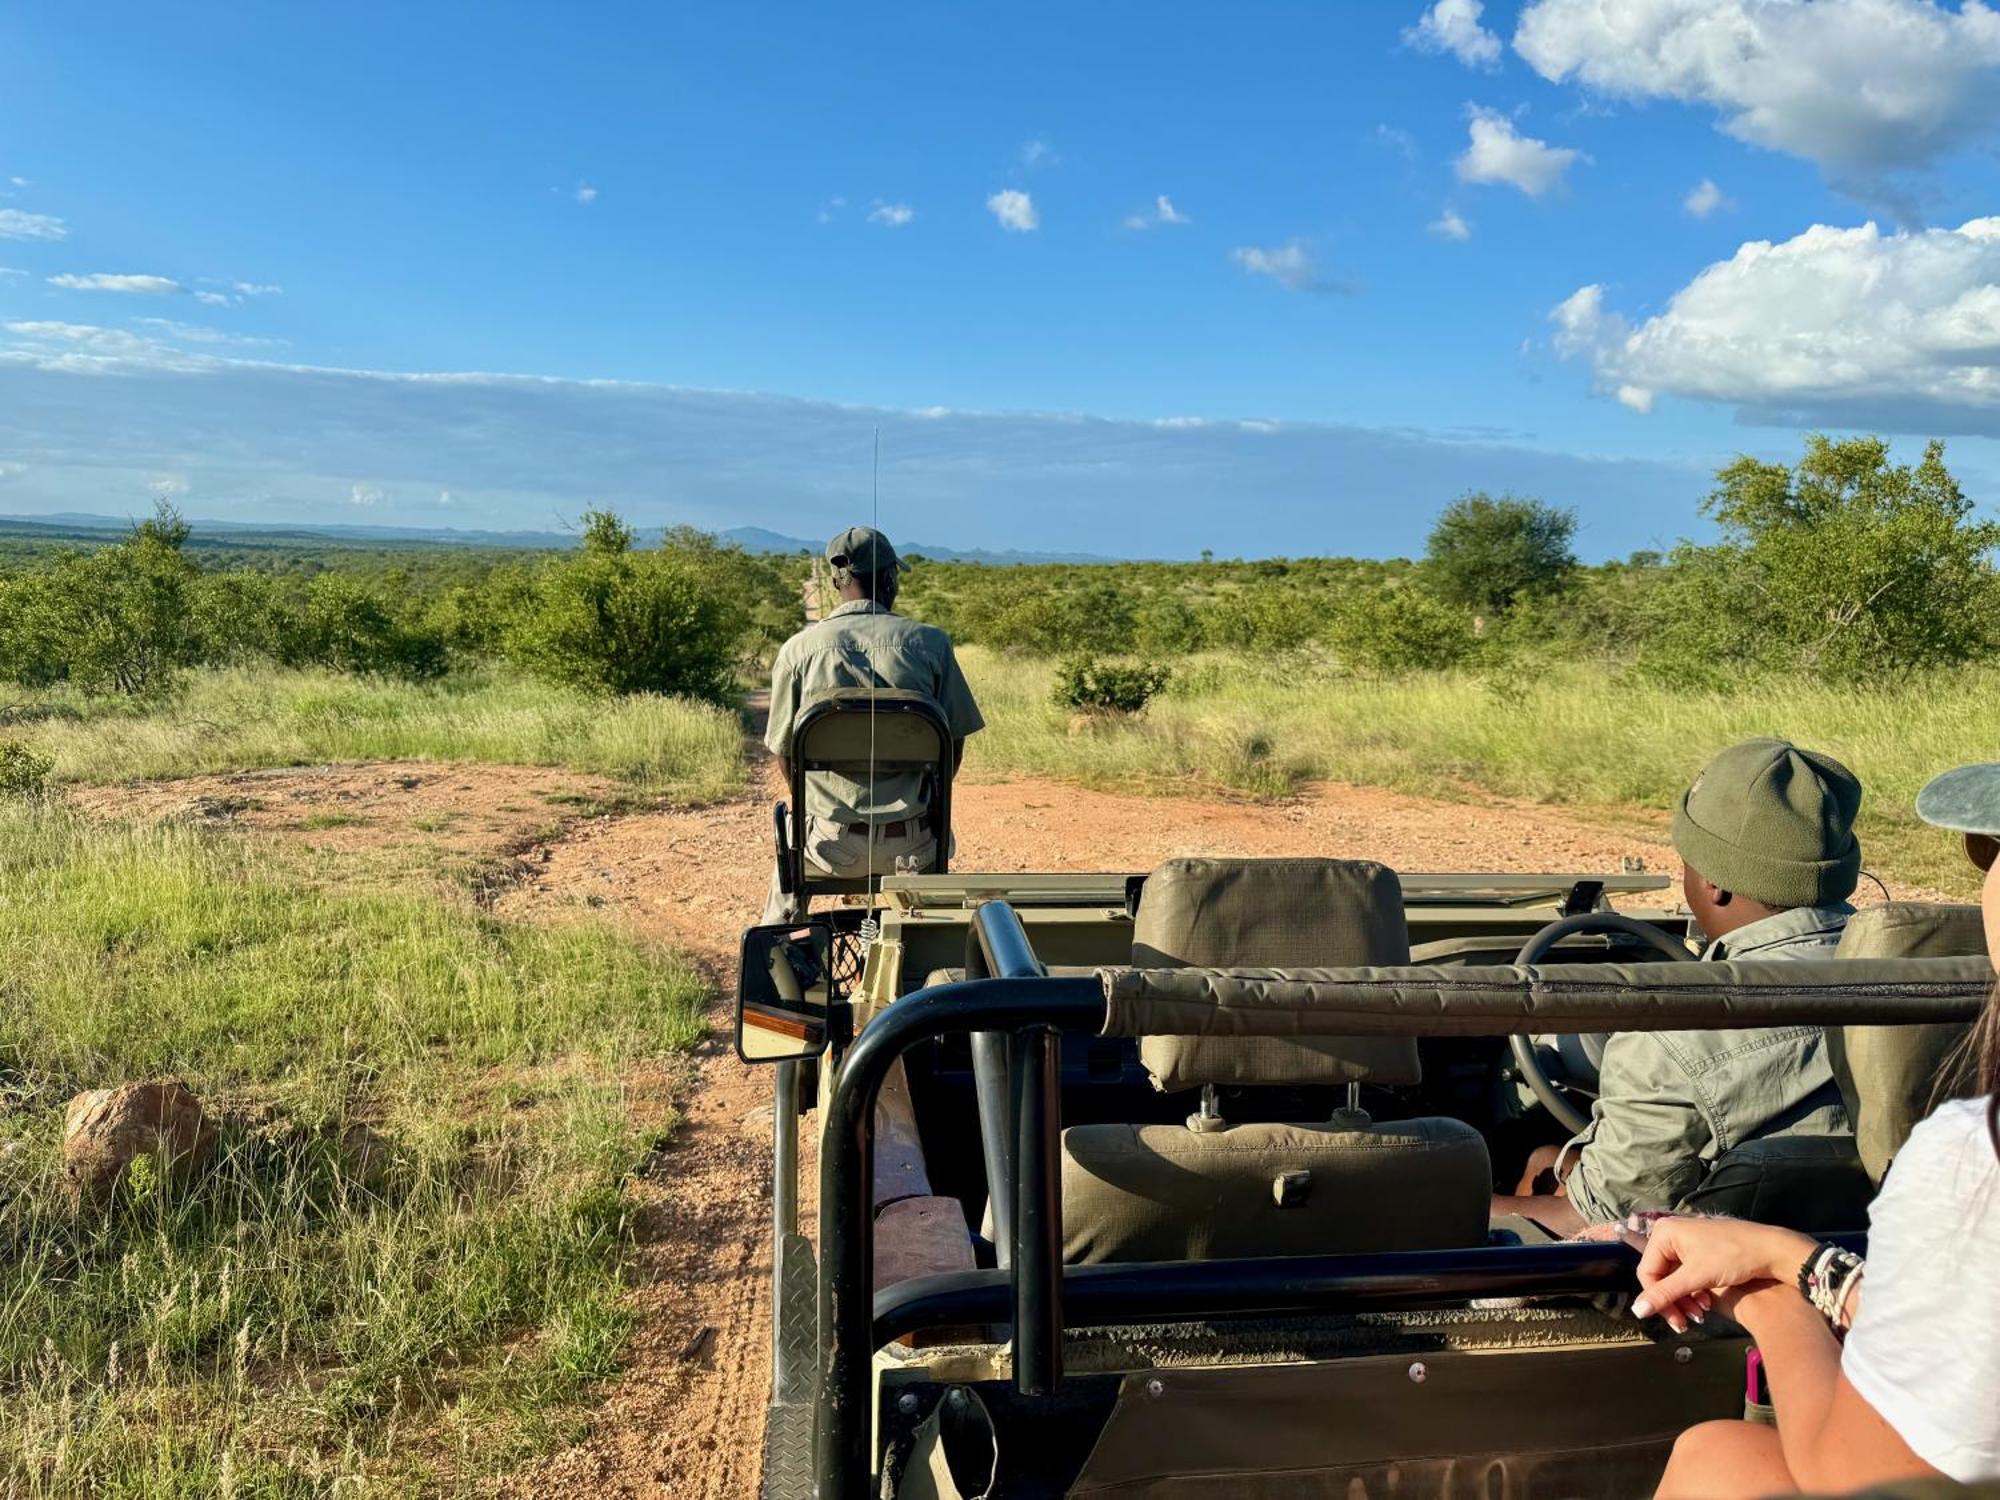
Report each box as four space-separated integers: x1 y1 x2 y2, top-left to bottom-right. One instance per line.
1630 1215 1817 1333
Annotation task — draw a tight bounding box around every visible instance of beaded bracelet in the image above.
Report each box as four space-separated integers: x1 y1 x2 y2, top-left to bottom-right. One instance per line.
1796 1242 1865 1329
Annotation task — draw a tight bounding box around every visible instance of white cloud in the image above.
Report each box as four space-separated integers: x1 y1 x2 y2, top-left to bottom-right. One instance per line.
0 209 66 241
1429 206 1473 240
573 181 598 205
0 266 23 278
193 291 230 306
1514 0 2000 176
1123 195 1190 230
7 177 26 188
1 319 211 373
233 281 281 297
349 482 384 507
1374 124 1422 162
1551 217 2000 428
1683 178 1731 218
150 474 189 498
48 272 182 295
867 201 915 227
986 189 1038 232
1406 0 1503 68
135 317 284 350
1021 139 1059 169
1230 239 1356 294
1455 106 1587 195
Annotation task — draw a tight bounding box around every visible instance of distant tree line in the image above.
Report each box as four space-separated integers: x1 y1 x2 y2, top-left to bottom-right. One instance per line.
901 435 2000 687
0 507 801 703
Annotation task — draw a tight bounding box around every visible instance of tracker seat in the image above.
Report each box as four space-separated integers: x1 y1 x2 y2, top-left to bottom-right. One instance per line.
1828 902 1987 1184
1059 858 1491 1264
773 687 954 907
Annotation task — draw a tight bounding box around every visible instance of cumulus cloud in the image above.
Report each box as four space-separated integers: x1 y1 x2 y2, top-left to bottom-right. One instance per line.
150 474 189 498
349 482 384 507
1123 195 1190 230
1429 207 1473 240
1 320 211 373
47 272 183 294
1406 0 1503 67
1514 0 2000 177
986 189 1038 232
867 201 915 227
1229 239 1356 294
1455 107 1587 195
1550 217 2000 429
233 281 282 297
573 181 598 205
1683 178 1731 218
0 209 67 240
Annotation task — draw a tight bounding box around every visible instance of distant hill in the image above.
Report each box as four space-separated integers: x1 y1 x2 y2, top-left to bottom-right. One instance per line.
715 525 1111 566
0 513 1112 564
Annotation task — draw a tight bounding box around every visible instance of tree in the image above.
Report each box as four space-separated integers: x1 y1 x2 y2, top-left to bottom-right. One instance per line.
1696 435 1998 679
1423 494 1578 614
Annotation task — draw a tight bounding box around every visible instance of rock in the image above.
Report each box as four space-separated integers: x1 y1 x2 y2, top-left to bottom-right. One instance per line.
62 1081 218 1206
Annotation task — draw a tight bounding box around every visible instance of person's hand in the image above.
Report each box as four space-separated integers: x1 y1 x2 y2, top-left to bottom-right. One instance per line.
1629 1215 1816 1333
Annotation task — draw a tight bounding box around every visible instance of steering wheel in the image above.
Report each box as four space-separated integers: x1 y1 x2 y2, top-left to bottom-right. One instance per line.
1508 912 1694 1136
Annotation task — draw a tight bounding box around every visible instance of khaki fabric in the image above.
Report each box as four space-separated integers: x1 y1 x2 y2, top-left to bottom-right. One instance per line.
1132 858 1420 1089
1097 957 1993 1039
1829 903 1989 1183
894 1386 997 1500
764 601 983 822
1060 1117 1490 1264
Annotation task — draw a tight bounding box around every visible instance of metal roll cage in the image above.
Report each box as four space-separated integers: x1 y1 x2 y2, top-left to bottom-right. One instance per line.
812 901 1897 1498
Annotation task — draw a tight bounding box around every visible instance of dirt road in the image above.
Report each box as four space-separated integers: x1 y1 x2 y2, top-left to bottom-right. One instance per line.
78 752 1687 1498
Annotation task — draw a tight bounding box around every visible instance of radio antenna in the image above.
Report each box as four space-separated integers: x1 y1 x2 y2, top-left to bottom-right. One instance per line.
862 426 883 937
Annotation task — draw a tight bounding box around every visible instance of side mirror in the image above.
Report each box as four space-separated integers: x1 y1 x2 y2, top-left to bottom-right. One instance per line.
736 919 834 1063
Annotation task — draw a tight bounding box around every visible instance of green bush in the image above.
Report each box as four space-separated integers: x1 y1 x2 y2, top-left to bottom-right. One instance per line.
1199 583 1322 653
1324 588 1474 675
504 511 738 702
1052 656 1171 714
286 572 450 680
0 741 52 798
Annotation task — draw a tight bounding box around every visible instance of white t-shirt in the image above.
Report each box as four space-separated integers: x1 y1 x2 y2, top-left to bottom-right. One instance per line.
1843 1096 2000 1482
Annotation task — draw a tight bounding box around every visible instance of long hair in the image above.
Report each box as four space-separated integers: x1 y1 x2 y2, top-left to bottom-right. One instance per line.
1977 976 2000 1156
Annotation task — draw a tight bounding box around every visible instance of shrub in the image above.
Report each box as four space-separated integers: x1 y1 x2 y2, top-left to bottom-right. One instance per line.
0 742 52 798
1324 588 1474 675
1200 584 1321 653
1423 493 1577 614
1052 656 1171 714
504 510 737 702
287 574 449 680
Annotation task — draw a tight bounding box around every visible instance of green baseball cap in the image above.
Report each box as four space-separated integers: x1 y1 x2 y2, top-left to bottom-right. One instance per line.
1916 763 2000 836
1671 737 1863 908
826 525 908 579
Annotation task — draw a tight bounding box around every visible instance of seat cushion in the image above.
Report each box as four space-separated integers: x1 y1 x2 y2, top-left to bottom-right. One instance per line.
1133 858 1421 1090
1830 902 1987 1183
1061 1116 1491 1264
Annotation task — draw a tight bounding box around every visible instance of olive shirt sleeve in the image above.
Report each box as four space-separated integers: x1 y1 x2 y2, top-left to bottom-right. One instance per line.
1561 1031 1711 1224
764 639 800 759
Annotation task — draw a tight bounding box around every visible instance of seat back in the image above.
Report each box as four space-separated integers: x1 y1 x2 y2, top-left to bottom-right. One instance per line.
1132 858 1420 1091
1062 858 1490 1264
1679 1134 1873 1231
780 688 954 899
1828 903 1987 1183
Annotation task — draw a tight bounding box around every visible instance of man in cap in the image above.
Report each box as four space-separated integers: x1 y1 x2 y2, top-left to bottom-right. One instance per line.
1496 737 1862 1234
761 526 984 923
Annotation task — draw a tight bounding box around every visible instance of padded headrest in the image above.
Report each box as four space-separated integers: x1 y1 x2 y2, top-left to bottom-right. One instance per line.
1829 902 1988 1183
1133 858 1421 1090
1835 902 1988 959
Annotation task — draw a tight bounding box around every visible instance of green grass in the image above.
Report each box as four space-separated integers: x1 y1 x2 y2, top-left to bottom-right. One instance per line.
0 803 709 1495
960 647 1992 896
0 667 746 801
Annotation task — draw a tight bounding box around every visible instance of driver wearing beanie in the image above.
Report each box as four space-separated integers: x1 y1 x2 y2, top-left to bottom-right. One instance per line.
1501 738 1862 1234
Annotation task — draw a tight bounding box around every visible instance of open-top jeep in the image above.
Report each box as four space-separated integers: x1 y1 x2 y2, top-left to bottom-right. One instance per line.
739 694 1990 1499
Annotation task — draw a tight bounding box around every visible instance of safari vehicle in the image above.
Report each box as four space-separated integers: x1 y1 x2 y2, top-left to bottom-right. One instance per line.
739 697 1992 1499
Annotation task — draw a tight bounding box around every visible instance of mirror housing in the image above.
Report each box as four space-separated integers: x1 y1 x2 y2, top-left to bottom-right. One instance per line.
736 919 834 1063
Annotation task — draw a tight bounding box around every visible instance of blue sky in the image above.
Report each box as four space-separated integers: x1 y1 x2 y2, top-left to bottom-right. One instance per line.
2 1 1998 559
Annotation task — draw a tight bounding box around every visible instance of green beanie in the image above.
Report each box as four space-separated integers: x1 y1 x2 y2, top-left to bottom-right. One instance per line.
1671 738 1863 908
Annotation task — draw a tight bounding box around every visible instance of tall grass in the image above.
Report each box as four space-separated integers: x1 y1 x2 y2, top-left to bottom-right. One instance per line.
0 667 745 800
0 804 709 1494
961 648 1995 895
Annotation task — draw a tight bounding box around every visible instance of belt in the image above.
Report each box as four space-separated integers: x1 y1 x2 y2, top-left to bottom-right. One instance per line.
845 820 913 839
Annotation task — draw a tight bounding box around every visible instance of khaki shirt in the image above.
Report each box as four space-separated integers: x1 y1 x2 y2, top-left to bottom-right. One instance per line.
764 600 984 823
1563 903 1855 1224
